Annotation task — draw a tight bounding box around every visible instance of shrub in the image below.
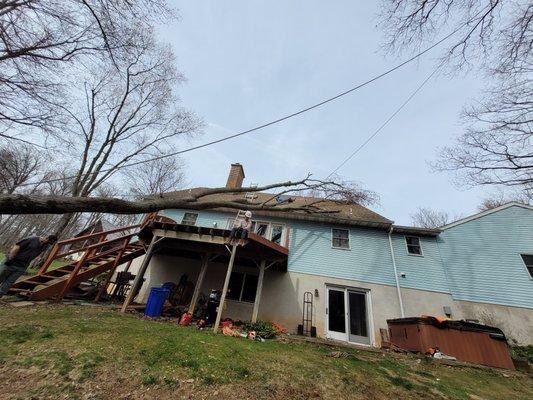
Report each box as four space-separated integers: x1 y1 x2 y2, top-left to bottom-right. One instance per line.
240 320 278 339
510 346 533 363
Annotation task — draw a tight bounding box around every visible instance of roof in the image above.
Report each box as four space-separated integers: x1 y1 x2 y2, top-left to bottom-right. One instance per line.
392 225 441 237
441 202 533 230
161 188 393 229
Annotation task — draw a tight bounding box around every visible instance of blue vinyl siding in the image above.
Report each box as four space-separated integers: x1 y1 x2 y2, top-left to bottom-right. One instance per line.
439 206 533 309
158 209 452 291
390 235 450 293
158 205 533 309
287 222 397 286
160 209 230 228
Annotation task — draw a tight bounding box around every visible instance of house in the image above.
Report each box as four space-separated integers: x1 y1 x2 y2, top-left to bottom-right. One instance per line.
122 164 533 346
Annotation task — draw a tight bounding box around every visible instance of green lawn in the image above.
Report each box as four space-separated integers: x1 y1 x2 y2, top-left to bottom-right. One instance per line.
0 305 531 400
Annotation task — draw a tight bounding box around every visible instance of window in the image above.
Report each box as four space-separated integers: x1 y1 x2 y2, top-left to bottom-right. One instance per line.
252 221 269 238
226 272 258 302
521 254 533 278
227 218 286 245
332 228 350 249
181 212 198 226
405 236 422 255
271 224 283 245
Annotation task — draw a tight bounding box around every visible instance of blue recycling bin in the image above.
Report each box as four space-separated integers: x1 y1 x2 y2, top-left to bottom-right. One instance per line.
144 287 170 318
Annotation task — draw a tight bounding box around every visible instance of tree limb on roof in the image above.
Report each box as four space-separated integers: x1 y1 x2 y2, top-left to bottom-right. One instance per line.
0 176 377 215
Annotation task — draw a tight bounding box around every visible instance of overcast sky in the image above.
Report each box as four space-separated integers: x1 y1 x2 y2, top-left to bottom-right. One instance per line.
159 1 490 225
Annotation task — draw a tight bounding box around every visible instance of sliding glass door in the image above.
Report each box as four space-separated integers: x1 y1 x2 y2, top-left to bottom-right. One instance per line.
326 286 371 345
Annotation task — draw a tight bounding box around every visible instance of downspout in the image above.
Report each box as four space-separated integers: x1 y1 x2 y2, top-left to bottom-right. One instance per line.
388 226 405 317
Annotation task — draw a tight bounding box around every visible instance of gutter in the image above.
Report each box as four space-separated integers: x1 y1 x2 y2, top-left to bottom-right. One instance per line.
388 226 405 317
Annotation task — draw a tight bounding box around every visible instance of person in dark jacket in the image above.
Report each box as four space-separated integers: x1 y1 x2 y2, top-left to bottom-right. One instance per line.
0 235 58 297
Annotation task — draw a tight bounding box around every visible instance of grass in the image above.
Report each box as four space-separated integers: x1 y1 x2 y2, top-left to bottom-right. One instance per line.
0 304 531 400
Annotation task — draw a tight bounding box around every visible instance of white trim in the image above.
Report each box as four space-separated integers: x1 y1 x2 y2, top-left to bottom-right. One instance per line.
331 227 350 250
324 284 374 346
519 254 533 280
404 235 423 257
389 227 405 317
441 202 533 230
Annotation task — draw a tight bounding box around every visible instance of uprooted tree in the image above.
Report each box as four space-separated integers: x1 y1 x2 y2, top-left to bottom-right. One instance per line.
0 176 378 215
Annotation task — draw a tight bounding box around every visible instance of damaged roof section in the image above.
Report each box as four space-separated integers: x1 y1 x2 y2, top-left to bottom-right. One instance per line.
161 188 393 229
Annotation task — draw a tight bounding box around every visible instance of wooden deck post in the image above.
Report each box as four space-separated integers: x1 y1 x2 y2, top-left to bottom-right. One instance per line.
213 245 237 333
120 235 159 313
189 253 209 315
94 237 131 302
252 260 266 323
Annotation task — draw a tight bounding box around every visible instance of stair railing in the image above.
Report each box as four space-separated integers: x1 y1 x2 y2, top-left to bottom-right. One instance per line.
38 223 143 276
56 231 140 301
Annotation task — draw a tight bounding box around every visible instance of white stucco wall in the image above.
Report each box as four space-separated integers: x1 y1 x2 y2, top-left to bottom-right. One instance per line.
119 255 533 346
122 253 256 321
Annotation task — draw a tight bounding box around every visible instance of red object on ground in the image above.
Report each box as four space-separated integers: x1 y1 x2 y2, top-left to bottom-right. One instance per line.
221 319 233 328
179 312 192 326
387 317 515 369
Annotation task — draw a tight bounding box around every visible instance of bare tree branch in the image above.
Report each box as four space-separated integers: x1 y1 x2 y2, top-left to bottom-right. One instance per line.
0 177 377 215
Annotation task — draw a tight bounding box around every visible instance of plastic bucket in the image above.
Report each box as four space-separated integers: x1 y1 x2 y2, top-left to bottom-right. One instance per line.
144 287 170 318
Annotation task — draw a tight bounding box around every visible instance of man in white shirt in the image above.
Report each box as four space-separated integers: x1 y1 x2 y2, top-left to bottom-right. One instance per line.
229 211 252 245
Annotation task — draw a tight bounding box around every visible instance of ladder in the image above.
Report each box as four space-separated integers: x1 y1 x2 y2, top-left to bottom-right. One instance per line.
232 210 247 228
244 183 258 201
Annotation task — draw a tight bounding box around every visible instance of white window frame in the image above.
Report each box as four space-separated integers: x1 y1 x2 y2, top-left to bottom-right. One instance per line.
181 212 198 226
405 236 423 256
226 271 259 303
331 228 350 250
227 218 287 246
520 254 533 280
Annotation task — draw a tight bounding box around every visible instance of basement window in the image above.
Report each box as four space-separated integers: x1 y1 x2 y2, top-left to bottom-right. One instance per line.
405 236 422 256
332 228 350 249
227 272 258 302
521 254 533 278
181 212 198 226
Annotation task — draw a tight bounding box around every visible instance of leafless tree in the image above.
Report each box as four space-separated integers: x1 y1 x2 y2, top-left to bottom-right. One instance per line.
0 0 174 138
0 143 42 194
42 30 201 237
380 1 533 195
478 191 531 212
0 176 379 215
410 207 452 228
380 1 531 73
125 156 186 199
434 74 533 195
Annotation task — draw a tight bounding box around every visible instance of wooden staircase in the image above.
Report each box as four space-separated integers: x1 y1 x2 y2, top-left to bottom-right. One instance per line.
8 223 148 301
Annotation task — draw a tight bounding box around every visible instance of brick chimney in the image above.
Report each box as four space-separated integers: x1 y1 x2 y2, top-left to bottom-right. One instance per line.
226 163 245 188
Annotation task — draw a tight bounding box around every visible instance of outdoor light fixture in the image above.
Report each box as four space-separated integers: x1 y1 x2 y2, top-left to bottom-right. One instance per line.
314 289 319 297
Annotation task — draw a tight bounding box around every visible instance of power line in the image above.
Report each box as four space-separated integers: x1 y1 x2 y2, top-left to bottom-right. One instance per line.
19 25 463 189
326 64 442 179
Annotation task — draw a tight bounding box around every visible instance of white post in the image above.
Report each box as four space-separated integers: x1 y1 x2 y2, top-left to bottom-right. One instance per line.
213 245 237 333
388 227 405 317
251 260 266 323
121 235 158 313
189 253 209 315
